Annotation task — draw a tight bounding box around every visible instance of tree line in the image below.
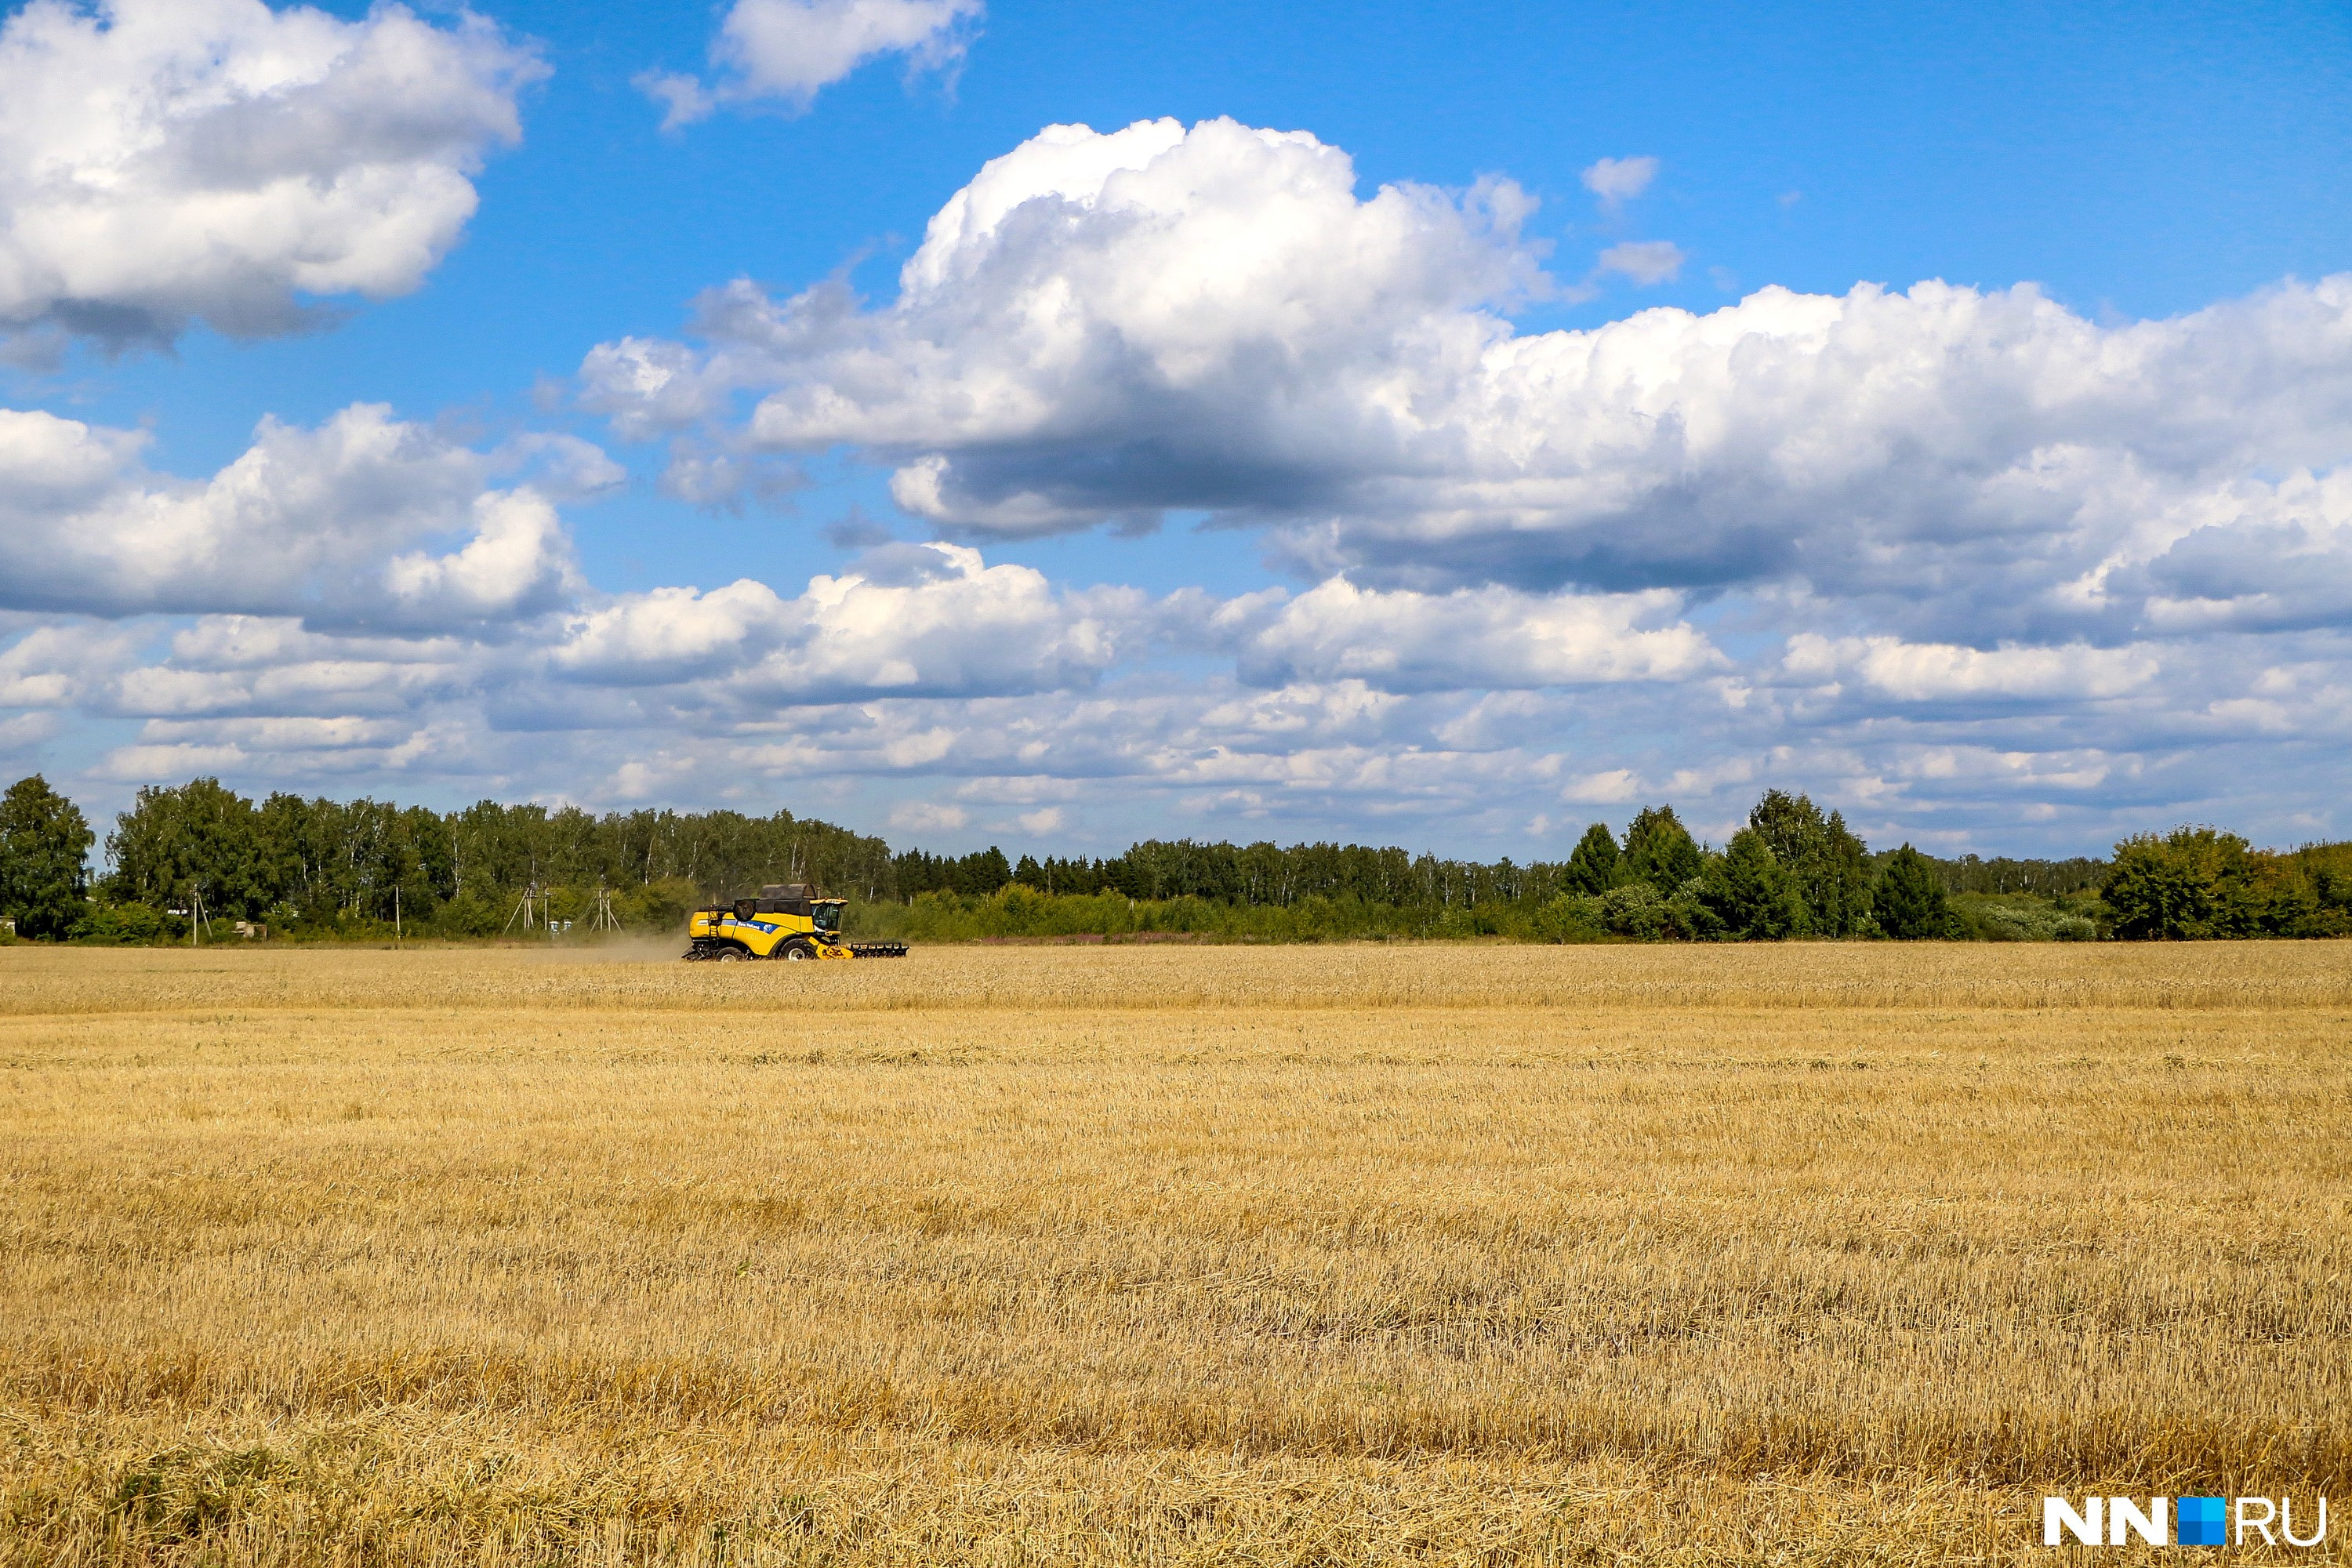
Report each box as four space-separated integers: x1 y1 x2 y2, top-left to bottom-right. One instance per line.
0 772 2345 943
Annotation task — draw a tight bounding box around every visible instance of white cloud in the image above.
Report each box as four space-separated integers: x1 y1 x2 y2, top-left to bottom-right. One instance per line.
889 799 968 832
1015 806 1065 835
643 0 981 126
579 118 2352 655
1562 768 1641 804
1783 633 2159 702
1580 155 1657 205
495 434 629 503
383 491 575 628
1190 679 1406 747
658 443 804 511
0 623 137 706
34 602 2351 855
550 543 1136 702
551 580 792 686
1240 579 1720 691
580 116 1544 539
105 621 474 720
2132 467 2352 632
137 714 408 753
95 742 249 781
0 405 582 630
590 80 2352 848
13 115 2352 856
1594 239 1685 285
756 545 1129 701
0 0 541 348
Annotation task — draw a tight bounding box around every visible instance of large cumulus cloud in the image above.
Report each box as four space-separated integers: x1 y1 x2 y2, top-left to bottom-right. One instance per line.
0 0 540 349
0 405 579 630
581 116 2352 644
579 117 1544 528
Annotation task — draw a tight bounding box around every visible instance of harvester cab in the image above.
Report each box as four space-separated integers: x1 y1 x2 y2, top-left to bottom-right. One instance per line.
683 884 909 962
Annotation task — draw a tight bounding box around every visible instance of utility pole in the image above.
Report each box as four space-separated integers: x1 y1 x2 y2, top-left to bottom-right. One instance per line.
503 882 542 935
394 884 401 938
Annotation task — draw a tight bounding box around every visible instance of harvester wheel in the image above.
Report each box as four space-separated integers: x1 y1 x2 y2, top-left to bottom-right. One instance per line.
713 947 749 962
780 942 814 961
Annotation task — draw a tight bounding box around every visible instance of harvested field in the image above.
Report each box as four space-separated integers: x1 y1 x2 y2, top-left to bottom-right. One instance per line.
1 942 2346 1564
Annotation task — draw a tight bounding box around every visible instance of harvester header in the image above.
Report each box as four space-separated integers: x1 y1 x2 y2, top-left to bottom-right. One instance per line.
682 884 909 961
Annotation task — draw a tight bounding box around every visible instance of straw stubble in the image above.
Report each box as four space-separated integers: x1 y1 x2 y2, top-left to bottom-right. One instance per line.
1 942 2345 1564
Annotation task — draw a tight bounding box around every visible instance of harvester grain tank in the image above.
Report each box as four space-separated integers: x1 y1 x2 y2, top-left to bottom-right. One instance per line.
682 883 908 961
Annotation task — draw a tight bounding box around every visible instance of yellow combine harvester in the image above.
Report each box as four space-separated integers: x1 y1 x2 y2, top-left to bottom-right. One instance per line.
682 883 909 961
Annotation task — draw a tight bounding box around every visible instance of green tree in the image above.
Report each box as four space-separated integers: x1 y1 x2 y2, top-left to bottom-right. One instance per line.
2104 826 2265 939
1564 822 1621 895
0 775 94 939
1621 805 1704 891
253 793 320 915
105 778 263 918
957 848 1012 895
1697 829 1809 938
1873 844 1951 938
1748 789 1874 935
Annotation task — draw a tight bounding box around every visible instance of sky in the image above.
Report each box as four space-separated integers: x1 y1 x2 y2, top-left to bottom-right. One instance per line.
2 0 2350 862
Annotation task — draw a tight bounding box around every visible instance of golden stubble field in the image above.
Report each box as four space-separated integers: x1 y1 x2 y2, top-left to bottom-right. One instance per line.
1 942 2347 1566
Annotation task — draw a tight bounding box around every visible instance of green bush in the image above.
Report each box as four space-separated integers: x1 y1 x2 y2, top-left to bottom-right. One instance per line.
1526 894 1610 942
1950 895 2098 942
1599 883 1668 939
621 875 701 935
71 902 174 945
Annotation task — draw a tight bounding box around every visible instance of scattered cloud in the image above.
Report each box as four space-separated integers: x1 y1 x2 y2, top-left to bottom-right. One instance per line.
6 117 2352 854
1594 239 1686 285
551 543 1139 702
0 0 542 350
1240 580 1720 691
643 0 982 127
1562 768 1642 805
0 624 137 707
890 800 969 832
1581 154 1657 205
1782 634 2160 702
823 506 898 549
658 442 806 512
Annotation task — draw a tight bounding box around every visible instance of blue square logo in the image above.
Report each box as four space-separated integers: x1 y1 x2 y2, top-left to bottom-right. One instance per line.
2177 1496 2227 1546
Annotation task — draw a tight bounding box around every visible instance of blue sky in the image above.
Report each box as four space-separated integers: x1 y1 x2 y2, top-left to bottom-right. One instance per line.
3 0 2350 860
